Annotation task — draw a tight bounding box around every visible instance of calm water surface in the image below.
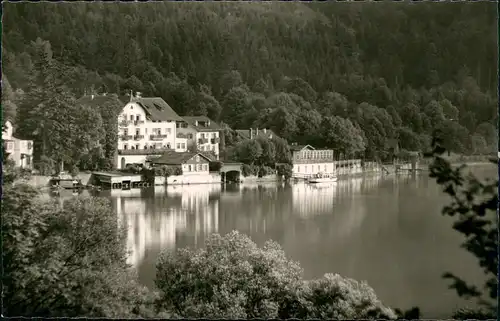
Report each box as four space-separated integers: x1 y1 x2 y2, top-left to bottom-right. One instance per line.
54 166 497 318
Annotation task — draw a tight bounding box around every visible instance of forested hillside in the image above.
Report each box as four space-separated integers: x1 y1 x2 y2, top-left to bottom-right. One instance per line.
2 2 497 166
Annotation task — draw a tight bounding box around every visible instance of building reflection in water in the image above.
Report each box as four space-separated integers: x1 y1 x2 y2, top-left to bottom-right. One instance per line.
109 184 221 269
288 176 387 244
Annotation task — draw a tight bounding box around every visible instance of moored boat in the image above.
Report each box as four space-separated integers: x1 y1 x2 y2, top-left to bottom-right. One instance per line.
307 172 338 184
49 172 83 189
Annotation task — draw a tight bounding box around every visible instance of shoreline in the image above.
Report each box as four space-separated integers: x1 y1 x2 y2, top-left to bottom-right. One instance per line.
25 160 495 190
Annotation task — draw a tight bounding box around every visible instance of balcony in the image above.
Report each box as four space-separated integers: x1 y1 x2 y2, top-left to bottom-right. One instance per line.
134 135 144 140
150 134 168 141
134 120 145 125
120 135 133 141
118 148 175 155
119 120 131 127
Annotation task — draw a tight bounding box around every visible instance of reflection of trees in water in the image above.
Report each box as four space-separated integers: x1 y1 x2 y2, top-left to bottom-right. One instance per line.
109 186 220 268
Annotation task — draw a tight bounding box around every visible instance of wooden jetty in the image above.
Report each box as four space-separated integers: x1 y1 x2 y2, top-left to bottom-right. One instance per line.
91 172 151 190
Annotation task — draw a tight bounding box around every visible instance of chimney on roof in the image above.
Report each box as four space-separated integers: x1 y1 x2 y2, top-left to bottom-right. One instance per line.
256 128 259 137
136 92 142 98
195 120 198 126
207 120 210 127
250 128 254 140
91 94 95 100
263 128 267 134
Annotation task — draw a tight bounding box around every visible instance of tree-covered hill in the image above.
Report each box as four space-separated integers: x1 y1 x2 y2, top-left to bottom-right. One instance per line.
2 2 497 166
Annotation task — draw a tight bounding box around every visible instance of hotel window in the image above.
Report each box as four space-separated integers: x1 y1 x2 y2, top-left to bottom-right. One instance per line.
177 143 180 149
130 115 134 121
131 146 135 150
124 129 128 135
211 145 215 151
201 133 205 139
195 156 200 162
136 144 139 149
145 128 148 134
187 134 193 139
144 145 148 149
211 133 216 138
124 144 128 150
182 143 186 149
135 129 140 136
136 115 140 121
189 165 192 171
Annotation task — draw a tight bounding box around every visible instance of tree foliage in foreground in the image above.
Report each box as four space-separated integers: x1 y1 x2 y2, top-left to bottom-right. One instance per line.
155 231 396 319
427 130 498 318
1 175 168 317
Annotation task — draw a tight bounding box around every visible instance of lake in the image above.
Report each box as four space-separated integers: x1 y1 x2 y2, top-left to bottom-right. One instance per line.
52 165 496 318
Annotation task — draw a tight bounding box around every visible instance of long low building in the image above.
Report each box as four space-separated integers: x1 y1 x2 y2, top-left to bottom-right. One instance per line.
291 144 335 178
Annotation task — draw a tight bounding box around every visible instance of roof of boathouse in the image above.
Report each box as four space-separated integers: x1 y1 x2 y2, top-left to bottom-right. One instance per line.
149 151 212 165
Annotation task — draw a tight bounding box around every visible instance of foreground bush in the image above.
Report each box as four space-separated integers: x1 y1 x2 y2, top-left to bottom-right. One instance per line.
2 181 163 317
427 135 497 318
155 231 396 319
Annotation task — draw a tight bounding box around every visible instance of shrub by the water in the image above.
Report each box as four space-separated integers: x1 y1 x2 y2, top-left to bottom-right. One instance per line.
241 164 256 177
155 231 396 319
209 161 223 172
258 165 275 177
276 163 293 179
2 176 163 317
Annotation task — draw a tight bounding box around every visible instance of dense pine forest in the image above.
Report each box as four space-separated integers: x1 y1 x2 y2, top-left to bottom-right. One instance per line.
2 2 497 168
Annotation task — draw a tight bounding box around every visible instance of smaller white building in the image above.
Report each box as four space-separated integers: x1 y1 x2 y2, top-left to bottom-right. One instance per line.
177 116 222 159
2 120 34 169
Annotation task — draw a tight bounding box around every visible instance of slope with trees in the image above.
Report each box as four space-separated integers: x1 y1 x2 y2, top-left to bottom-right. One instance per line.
2 2 496 169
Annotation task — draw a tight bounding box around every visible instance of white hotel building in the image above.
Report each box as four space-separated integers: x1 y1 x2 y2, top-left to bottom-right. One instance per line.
78 92 221 170
112 92 222 169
